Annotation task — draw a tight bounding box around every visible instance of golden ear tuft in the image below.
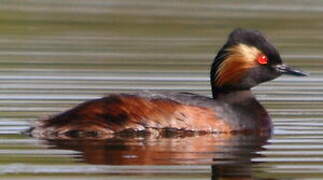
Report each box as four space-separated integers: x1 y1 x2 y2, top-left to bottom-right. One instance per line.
215 44 261 86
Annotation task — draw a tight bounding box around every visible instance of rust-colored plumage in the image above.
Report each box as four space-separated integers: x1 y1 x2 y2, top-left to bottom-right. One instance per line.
30 94 231 139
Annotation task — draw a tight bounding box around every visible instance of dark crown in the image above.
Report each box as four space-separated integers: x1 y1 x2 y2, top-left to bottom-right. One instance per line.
210 28 283 96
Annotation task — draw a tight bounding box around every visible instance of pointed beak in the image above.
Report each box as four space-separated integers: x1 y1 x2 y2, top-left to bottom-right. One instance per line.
275 64 308 76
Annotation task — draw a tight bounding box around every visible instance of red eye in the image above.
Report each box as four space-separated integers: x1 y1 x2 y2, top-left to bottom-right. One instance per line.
257 54 268 65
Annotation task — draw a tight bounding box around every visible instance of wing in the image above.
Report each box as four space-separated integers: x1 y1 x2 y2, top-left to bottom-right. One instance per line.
30 92 230 139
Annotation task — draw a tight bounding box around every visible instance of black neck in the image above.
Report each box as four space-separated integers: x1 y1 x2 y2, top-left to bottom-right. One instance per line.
211 85 251 99
212 89 254 103
212 88 272 132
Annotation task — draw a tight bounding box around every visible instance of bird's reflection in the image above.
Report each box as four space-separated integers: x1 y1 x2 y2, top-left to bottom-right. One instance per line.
43 132 270 179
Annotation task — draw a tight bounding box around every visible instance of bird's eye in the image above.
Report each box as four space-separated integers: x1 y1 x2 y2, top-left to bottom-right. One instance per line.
257 54 268 65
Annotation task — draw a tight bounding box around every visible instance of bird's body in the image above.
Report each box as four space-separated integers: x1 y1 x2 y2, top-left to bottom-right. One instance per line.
30 91 270 138
28 28 306 139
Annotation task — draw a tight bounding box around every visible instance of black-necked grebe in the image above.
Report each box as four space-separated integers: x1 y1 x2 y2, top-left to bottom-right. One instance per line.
28 28 307 139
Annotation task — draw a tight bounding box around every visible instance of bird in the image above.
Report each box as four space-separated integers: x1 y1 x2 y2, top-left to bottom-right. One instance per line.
28 28 307 139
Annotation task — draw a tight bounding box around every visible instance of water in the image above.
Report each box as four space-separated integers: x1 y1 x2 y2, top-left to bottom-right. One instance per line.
1 0 323 179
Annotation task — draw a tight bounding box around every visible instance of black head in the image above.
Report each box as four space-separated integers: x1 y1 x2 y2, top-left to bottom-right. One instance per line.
210 28 306 96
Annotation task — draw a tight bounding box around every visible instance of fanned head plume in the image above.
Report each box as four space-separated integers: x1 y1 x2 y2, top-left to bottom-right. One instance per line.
211 28 306 97
215 43 261 86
